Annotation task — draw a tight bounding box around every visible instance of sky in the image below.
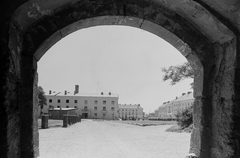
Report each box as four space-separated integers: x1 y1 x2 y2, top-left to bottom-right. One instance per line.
37 25 193 114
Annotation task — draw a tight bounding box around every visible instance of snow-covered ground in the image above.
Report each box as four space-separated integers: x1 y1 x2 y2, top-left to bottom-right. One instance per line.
39 120 190 158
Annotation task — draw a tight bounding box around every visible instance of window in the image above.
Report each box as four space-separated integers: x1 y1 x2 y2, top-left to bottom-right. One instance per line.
94 113 97 117
94 100 98 104
84 106 87 110
49 99 52 103
103 107 106 111
57 106 60 108
74 106 77 108
49 105 51 109
103 100 106 104
111 101 115 105
66 99 69 103
84 100 88 104
74 100 77 103
66 106 69 108
103 113 106 117
94 107 97 110
57 99 60 103
111 107 114 111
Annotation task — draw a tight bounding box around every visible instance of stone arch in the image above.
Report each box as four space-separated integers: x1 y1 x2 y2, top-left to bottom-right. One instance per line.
34 15 203 95
4 0 238 158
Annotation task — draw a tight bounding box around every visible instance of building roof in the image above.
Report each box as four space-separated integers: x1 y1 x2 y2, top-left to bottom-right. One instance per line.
158 92 194 109
47 92 119 98
118 104 142 109
49 108 77 111
174 92 194 102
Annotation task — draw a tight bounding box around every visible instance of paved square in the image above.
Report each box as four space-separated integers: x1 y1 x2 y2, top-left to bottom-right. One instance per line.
39 120 190 158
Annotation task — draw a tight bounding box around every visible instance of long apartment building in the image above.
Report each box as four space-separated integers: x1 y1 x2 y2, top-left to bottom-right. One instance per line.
157 91 194 118
42 85 119 120
118 104 144 120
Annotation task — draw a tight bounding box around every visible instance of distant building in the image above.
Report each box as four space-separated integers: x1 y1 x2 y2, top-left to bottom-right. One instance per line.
42 85 119 120
156 91 194 119
118 104 143 120
158 103 169 118
154 109 160 117
170 92 194 116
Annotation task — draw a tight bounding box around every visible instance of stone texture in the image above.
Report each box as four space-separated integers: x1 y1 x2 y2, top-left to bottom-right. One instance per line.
0 0 240 158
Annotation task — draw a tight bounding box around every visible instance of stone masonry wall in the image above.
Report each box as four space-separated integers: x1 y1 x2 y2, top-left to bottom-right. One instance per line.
0 0 240 158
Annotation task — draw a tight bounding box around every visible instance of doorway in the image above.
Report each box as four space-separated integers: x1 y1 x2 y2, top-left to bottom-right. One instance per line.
82 113 88 119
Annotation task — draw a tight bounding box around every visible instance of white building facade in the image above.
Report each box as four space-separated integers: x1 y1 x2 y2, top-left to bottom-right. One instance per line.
156 91 194 119
43 91 119 120
118 104 144 120
170 92 194 116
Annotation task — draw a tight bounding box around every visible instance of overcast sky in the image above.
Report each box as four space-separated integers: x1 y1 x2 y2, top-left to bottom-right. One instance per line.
38 26 193 114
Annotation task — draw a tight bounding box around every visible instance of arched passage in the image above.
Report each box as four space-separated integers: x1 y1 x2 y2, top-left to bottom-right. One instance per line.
3 0 238 158
34 15 203 95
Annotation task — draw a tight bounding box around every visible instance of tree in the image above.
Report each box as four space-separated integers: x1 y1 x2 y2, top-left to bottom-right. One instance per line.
175 106 193 129
38 86 47 116
162 62 194 130
161 62 194 87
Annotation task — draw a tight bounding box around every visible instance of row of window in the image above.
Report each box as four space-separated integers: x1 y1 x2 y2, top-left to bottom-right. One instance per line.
120 114 138 116
120 109 138 112
120 112 138 115
49 99 115 105
50 105 115 111
173 102 193 107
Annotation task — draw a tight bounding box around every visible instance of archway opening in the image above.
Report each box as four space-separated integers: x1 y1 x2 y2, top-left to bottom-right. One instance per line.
37 24 196 157
5 0 237 157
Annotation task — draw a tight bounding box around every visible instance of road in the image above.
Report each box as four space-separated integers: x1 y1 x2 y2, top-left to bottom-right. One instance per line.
39 120 190 158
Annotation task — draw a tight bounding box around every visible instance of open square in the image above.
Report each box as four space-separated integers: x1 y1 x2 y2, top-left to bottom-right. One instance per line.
39 120 190 158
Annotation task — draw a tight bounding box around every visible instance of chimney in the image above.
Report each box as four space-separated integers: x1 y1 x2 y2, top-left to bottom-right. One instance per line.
101 92 104 95
64 90 67 95
182 93 186 96
49 90 51 94
109 92 111 95
74 85 79 95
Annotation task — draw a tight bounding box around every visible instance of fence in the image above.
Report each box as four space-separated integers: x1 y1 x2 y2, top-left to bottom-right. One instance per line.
63 114 81 128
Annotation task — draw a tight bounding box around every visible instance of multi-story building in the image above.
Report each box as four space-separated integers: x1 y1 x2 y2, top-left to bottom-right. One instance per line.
170 92 194 116
158 103 169 118
118 104 143 120
156 91 194 119
42 86 119 120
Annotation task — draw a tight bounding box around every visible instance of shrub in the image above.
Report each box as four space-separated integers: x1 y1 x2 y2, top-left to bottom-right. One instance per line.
175 106 193 129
